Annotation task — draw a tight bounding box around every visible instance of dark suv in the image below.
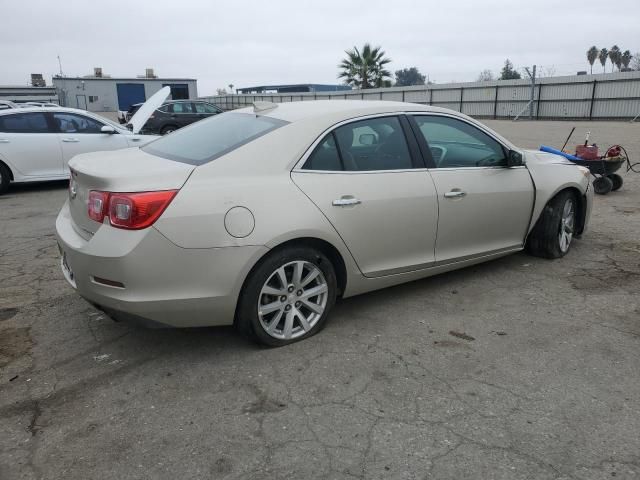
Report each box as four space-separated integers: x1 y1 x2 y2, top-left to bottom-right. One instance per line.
142 100 223 135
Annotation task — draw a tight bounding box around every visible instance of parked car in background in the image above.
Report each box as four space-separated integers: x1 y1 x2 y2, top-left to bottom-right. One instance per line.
0 100 19 110
0 87 170 194
117 103 142 124
140 100 223 135
56 100 593 346
24 101 59 107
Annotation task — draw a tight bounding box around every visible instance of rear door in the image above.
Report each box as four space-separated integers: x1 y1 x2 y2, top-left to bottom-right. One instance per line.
0 111 63 177
169 102 199 128
291 115 438 277
53 112 128 170
410 114 534 263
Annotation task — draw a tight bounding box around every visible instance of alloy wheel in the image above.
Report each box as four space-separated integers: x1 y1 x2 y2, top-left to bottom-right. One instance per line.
257 261 328 340
559 198 574 253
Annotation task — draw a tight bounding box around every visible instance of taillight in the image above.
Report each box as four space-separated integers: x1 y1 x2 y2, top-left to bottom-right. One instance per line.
88 191 109 223
87 190 177 230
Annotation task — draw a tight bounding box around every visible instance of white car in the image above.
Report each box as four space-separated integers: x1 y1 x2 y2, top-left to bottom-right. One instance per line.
0 100 19 110
0 87 170 194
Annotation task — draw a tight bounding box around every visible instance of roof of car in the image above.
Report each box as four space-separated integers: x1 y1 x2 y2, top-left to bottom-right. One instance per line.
235 100 447 123
0 106 96 116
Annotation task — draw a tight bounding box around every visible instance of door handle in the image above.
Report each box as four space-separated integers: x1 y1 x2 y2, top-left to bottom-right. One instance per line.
444 190 467 199
62 138 79 143
332 196 361 207
0 139 9 143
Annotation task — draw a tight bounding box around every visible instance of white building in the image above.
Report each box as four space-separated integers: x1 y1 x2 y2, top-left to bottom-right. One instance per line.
52 69 197 112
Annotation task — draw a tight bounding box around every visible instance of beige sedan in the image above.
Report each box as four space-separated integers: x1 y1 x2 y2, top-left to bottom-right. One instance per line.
56 101 593 346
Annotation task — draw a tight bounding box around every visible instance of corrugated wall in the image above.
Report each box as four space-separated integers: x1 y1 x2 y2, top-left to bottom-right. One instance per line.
201 71 640 120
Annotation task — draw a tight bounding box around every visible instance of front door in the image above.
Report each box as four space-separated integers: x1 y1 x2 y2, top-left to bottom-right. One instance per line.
292 115 438 277
0 111 63 177
410 114 534 263
53 112 128 170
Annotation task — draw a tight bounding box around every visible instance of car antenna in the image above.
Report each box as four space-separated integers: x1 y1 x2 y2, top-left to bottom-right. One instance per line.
253 101 277 114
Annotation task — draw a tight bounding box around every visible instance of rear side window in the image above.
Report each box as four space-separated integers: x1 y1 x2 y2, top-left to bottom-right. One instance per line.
303 116 414 171
0 112 50 133
170 102 194 114
142 113 288 165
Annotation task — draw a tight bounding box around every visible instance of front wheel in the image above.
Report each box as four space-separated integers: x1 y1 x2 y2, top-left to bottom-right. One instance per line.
237 247 337 346
526 190 577 259
160 125 177 135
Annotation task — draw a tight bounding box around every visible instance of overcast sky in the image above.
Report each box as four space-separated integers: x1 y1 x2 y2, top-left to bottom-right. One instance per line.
1 0 638 94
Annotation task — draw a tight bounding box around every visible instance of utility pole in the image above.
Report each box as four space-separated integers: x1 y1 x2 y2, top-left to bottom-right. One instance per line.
524 65 536 120
57 55 64 77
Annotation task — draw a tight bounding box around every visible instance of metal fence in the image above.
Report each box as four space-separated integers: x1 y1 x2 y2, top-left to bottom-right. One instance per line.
201 71 640 120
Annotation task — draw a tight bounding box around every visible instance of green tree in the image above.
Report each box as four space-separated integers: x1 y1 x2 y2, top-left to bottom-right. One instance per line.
586 46 598 74
621 50 632 70
394 67 426 86
338 44 392 89
632 53 640 71
499 59 521 80
598 48 608 72
608 46 621 71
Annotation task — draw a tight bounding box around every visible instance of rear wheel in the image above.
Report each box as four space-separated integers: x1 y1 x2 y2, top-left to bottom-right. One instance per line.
526 190 577 259
237 247 337 346
608 173 623 191
593 176 613 195
0 163 10 195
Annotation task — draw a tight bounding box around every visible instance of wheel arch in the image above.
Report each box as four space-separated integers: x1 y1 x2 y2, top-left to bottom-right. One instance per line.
233 236 349 328
0 158 14 181
528 185 586 238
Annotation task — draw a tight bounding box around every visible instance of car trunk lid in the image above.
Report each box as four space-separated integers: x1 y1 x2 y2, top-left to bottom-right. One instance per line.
68 147 195 237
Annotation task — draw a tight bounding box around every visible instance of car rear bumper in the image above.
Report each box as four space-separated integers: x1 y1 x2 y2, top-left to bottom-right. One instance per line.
55 200 268 328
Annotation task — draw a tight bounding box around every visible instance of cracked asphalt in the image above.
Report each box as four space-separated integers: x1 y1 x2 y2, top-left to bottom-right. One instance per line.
1 120 639 479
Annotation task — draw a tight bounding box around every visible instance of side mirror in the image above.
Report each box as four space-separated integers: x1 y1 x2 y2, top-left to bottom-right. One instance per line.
506 150 523 167
101 125 116 134
359 133 376 146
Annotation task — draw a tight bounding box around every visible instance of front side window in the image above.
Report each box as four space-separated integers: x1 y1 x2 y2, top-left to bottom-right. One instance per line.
0 112 50 133
413 115 507 168
142 113 288 165
303 116 413 171
54 113 104 134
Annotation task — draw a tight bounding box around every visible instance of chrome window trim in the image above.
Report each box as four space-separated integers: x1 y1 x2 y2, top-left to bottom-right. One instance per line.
292 110 521 173
292 111 419 173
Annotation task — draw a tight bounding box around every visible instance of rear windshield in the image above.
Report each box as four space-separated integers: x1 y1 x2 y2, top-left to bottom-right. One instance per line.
142 112 288 165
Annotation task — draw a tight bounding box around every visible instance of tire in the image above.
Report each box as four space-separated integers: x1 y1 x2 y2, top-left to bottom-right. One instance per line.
160 125 177 135
593 176 613 195
236 246 337 346
526 190 577 259
608 173 623 191
0 162 10 195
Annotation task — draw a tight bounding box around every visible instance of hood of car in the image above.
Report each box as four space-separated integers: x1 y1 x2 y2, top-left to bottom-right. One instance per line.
523 149 575 166
126 86 170 134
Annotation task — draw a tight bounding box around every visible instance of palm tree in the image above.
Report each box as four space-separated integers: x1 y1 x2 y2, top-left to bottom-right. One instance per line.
609 46 621 71
586 46 598 74
598 48 608 72
338 44 392 89
621 50 632 70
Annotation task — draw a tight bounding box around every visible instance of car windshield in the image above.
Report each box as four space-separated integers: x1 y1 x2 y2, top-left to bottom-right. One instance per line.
142 112 288 165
